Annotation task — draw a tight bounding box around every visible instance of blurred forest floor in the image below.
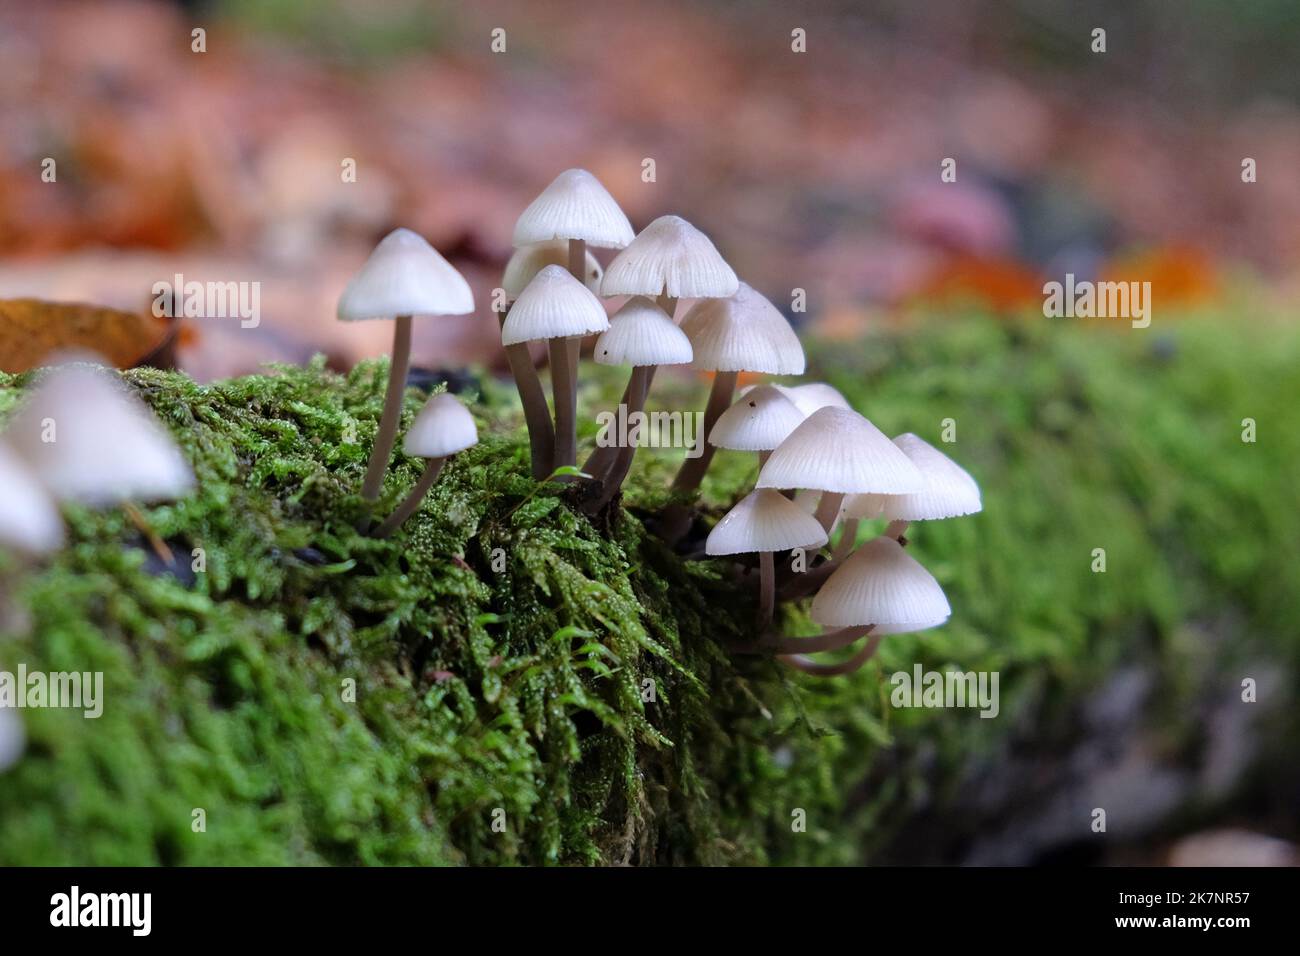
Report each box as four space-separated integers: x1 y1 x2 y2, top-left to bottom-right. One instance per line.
2 0 1299 379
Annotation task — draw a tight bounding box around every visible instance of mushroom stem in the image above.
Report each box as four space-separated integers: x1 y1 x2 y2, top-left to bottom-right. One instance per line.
567 238 587 283
593 365 651 506
780 631 882 677
499 310 554 479
549 336 580 473
757 449 771 470
361 314 412 501
885 519 910 542
813 492 845 535
123 501 173 566
832 517 860 561
373 456 445 538
777 557 839 601
758 550 775 630
655 293 677 320
672 369 738 492
763 624 872 655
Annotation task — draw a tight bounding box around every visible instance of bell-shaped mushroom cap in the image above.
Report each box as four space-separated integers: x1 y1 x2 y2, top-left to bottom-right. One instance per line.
706 489 828 556
512 168 635 250
501 265 610 345
337 227 474 322
710 384 805 451
0 444 64 555
876 433 982 521
402 392 479 459
593 296 692 367
757 407 923 494
5 359 194 507
601 215 739 299
679 283 806 375
781 382 851 417
503 240 602 302
811 536 951 630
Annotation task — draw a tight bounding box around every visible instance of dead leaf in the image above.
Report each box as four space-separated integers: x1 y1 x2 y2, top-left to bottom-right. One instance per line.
0 299 177 373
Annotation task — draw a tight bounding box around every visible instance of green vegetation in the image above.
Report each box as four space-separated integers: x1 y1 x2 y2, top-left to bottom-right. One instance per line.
1 313 1296 865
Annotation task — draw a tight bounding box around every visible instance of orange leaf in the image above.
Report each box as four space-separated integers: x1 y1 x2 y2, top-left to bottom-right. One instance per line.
0 299 177 374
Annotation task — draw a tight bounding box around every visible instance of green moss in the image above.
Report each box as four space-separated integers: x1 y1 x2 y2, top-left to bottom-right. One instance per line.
1 313 1297 865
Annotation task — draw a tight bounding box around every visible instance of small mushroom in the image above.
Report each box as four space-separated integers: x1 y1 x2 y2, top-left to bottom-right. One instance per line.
773 382 851 417
503 240 603 300
674 283 805 493
502 265 609 473
585 296 693 504
707 489 828 630
601 214 738 320
774 536 951 676
709 384 806 473
0 443 64 556
337 228 474 502
373 393 478 538
756 406 923 535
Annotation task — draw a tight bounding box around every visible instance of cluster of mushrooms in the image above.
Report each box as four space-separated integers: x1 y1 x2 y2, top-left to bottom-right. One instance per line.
334 168 983 677
0 167 981 680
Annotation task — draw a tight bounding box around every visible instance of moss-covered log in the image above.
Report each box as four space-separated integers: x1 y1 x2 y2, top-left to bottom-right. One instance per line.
1 313 1297 865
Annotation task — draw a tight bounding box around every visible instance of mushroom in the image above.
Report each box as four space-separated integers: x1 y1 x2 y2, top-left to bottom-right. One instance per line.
707 489 828 630
502 265 609 472
708 384 805 473
773 382 851 417
585 296 693 504
0 443 64 556
838 433 982 552
499 240 602 479
4 356 194 560
674 283 805 492
337 228 474 502
373 392 478 538
756 406 922 536
513 168 634 283
601 214 738 320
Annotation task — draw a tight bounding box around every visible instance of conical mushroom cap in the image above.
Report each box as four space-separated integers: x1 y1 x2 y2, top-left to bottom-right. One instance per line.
757 407 923 494
337 228 474 321
0 443 64 554
679 283 805 374
811 536 950 630
875 433 982 521
709 384 805 451
706 489 828 556
600 215 739 299
501 265 610 345
593 296 692 367
512 168 635 249
781 382 851 417
403 392 479 459
503 240 602 302
5 358 194 506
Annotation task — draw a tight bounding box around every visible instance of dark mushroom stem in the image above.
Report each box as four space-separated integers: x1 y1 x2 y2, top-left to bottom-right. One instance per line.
373 456 445 538
592 364 650 507
549 336 580 473
655 293 677 320
672 369 738 492
812 492 845 536
361 314 412 501
757 550 776 629
498 309 554 479
563 239 587 468
781 631 882 677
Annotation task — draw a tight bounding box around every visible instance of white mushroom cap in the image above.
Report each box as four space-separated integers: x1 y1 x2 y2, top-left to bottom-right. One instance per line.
709 384 805 451
501 265 610 345
5 358 194 507
781 383 851 417
512 168 635 249
757 406 923 494
841 493 884 520
706 489 828 556
593 296 692 367
679 283 806 375
337 227 474 322
403 392 479 459
503 240 602 302
874 433 982 521
811 536 951 630
0 443 64 555
600 215 739 299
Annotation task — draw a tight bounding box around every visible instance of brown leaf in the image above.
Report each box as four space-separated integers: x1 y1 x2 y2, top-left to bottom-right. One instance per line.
0 298 177 374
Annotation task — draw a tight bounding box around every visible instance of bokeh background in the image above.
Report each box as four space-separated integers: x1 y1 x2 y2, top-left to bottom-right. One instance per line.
1 0 1297 865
